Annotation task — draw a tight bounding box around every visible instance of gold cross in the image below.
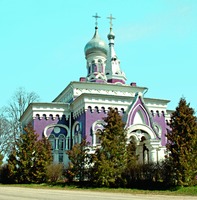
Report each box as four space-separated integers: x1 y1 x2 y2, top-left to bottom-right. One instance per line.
107 14 116 28
92 13 101 27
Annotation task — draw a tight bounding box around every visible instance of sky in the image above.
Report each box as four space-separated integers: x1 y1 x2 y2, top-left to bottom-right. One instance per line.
0 0 196 113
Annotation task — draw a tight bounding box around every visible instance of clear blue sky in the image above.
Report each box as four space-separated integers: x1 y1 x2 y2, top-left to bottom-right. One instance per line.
0 0 196 112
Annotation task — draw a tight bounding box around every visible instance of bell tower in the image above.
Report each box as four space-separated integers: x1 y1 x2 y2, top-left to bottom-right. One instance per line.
105 14 126 84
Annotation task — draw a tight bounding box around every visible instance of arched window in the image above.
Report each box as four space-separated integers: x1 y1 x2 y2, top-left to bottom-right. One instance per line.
48 134 55 151
98 60 103 73
74 132 81 144
48 134 55 162
58 135 65 163
92 120 105 146
96 129 102 144
58 135 65 151
91 61 96 73
88 62 91 74
72 122 82 145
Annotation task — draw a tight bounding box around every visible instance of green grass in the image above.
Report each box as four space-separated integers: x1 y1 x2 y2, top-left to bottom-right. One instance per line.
0 183 197 196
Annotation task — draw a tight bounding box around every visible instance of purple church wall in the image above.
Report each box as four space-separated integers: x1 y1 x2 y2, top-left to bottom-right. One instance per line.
33 114 69 140
73 113 86 138
151 111 169 146
85 107 107 144
107 79 125 84
95 79 106 83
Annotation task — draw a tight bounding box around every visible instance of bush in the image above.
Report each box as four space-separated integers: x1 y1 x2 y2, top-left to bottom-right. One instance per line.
124 161 174 188
0 164 14 184
46 163 63 183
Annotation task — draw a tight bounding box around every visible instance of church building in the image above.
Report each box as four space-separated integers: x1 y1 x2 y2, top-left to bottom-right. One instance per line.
20 14 172 166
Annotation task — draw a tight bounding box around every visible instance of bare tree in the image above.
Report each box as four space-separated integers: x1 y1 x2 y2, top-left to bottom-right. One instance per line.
0 87 40 156
0 114 11 155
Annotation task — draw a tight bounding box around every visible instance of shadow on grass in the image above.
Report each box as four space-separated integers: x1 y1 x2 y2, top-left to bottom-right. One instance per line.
47 180 179 191
2 181 197 195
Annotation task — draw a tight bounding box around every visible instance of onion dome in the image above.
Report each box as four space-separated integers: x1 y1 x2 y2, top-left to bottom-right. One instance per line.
107 27 115 40
84 27 108 58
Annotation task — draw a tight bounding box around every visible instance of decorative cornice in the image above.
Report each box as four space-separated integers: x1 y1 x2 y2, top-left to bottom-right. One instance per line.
20 102 71 125
53 81 147 103
71 93 133 118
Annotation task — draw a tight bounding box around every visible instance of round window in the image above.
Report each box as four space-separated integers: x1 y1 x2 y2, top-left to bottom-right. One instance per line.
54 127 60 134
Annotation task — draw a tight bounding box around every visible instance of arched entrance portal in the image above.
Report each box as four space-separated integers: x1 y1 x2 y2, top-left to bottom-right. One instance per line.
127 124 161 164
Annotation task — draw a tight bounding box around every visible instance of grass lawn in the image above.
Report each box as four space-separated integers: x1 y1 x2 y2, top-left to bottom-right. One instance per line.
1 183 197 196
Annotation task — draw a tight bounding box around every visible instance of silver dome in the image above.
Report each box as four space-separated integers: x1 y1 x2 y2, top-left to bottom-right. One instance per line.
84 27 108 57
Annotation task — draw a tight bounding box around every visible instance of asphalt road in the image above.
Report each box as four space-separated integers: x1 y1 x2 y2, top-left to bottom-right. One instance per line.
0 186 196 200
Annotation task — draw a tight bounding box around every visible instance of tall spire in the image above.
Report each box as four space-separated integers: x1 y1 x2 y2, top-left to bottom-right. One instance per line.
106 14 126 84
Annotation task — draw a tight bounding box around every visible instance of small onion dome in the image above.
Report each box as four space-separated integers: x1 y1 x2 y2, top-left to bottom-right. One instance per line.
107 28 115 40
84 27 108 57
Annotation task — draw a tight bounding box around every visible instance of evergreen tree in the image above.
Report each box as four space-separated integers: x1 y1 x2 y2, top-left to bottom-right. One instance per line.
93 108 127 187
66 139 92 182
0 153 3 166
124 140 139 184
7 124 52 183
32 137 52 183
166 98 197 186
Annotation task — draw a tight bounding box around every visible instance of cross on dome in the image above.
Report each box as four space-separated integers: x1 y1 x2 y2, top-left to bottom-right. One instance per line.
92 13 101 27
107 14 116 28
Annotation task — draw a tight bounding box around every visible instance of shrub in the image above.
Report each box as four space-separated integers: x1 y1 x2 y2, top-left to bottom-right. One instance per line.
46 163 63 183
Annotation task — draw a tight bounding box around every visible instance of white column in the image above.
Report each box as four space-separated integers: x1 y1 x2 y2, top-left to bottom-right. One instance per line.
157 147 166 162
55 138 58 150
149 139 160 163
150 148 157 163
66 137 68 150
137 144 144 164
